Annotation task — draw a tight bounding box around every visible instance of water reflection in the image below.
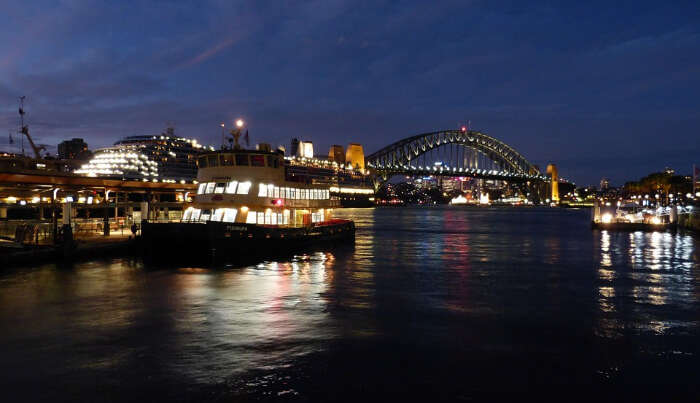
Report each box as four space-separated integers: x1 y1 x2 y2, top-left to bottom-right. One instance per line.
595 229 698 338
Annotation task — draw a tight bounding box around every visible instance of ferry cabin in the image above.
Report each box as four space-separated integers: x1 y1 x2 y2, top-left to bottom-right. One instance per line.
182 149 339 226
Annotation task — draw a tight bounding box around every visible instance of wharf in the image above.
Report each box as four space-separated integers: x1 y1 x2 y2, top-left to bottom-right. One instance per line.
0 234 137 268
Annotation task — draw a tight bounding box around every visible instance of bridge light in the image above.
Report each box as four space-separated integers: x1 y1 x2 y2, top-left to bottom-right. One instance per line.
461 126 467 132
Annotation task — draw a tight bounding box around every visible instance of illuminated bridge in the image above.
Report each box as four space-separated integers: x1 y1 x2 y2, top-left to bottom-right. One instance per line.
366 129 549 184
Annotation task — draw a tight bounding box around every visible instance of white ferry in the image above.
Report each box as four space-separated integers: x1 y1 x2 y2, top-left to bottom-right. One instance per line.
142 125 355 260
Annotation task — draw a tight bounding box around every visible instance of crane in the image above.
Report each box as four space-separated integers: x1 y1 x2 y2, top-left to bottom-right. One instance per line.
18 96 46 159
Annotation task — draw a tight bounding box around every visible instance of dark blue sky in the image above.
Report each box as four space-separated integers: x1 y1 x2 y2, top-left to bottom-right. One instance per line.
1 0 699 186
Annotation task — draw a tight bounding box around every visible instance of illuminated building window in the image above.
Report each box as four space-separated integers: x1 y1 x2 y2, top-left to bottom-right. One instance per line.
214 183 226 194
205 182 216 194
273 186 280 198
258 183 268 197
197 183 206 195
257 212 265 224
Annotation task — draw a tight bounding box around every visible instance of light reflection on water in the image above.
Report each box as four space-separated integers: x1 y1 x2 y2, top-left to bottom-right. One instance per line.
0 207 698 400
595 229 698 338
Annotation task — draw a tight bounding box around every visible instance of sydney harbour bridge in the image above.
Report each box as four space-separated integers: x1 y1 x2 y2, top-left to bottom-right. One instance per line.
365 128 559 200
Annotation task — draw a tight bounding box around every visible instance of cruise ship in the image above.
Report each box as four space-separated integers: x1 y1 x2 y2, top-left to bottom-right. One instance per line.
141 123 355 260
75 127 211 182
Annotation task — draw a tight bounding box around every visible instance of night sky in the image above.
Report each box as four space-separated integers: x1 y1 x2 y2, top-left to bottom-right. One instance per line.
1 0 699 186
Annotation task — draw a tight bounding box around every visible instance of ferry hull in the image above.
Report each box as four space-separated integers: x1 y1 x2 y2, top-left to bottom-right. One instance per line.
141 220 355 263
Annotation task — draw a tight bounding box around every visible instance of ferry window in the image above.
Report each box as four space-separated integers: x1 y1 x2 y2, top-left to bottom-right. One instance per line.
222 208 237 223
251 155 265 167
207 155 218 167
257 212 265 224
197 183 206 195
237 181 251 194
258 183 267 197
221 154 234 166
246 211 256 224
214 183 226 194
283 210 290 225
264 210 272 225
271 212 278 225
212 209 224 221
205 182 216 194
267 184 274 198
235 154 249 166
198 156 207 168
200 209 211 222
191 208 201 222
225 181 238 194
182 207 193 222
273 186 280 198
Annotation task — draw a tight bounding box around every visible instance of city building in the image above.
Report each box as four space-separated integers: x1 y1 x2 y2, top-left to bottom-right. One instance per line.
75 127 212 182
58 138 90 160
328 145 345 164
345 143 365 170
290 138 300 157
600 177 610 190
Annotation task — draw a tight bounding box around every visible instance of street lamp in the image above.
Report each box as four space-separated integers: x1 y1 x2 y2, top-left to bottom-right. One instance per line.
236 119 244 128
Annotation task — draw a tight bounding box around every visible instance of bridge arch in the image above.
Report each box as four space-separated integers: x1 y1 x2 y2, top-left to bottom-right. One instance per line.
366 129 540 176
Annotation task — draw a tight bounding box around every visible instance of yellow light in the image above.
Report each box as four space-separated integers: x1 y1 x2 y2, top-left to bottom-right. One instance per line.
236 119 244 128
241 206 249 213
601 213 612 224
650 216 662 225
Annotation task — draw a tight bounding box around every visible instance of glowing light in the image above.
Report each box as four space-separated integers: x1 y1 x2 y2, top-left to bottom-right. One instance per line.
236 119 244 128
601 213 612 224
650 216 662 225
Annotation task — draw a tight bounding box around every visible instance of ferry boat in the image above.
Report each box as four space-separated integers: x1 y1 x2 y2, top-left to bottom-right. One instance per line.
141 124 355 260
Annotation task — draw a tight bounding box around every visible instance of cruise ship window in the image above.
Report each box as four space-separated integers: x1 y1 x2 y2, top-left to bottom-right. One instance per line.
214 183 226 194
197 157 207 168
258 183 267 197
235 154 249 166
237 181 251 194
207 155 218 167
205 182 216 194
221 154 234 166
257 212 265 224
266 184 273 198
225 181 238 194
273 187 280 198
197 183 206 195
251 155 265 167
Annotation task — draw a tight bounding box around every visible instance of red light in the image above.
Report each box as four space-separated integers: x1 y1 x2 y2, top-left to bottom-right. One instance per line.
461 126 467 132
273 199 284 206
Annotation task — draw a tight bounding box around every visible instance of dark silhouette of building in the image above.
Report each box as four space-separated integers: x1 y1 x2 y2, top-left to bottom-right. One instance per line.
290 138 300 157
58 138 90 160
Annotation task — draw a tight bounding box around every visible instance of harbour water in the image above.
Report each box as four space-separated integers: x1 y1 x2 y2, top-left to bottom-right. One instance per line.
1 207 698 401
